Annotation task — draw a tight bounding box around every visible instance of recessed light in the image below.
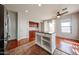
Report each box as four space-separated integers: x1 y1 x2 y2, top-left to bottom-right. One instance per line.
38 4 42 7
25 10 28 12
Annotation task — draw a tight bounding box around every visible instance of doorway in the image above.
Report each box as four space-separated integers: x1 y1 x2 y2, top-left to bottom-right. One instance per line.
4 10 18 51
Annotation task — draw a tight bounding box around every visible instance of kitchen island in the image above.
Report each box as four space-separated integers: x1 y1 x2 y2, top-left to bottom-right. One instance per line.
35 32 56 54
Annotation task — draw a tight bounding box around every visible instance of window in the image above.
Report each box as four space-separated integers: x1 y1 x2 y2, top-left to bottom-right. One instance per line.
61 21 71 33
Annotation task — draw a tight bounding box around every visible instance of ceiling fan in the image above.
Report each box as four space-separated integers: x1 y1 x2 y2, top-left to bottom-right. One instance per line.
56 8 68 18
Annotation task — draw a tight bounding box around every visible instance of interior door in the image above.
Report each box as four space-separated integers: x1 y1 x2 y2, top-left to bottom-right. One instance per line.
4 10 17 50
7 11 17 40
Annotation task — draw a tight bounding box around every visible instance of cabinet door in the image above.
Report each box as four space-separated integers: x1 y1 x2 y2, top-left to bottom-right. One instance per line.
29 31 36 41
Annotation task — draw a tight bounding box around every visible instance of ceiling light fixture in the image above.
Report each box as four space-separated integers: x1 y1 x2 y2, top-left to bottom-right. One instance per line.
57 15 60 18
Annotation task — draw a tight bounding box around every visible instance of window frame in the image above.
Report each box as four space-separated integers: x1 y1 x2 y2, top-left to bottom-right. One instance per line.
60 19 72 34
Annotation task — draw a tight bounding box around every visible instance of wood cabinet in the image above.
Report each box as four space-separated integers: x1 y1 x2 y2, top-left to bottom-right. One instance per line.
29 21 39 28
29 31 36 41
29 21 39 41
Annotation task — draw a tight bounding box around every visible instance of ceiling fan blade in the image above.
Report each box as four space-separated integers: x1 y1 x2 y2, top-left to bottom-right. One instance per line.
62 8 67 11
61 11 68 15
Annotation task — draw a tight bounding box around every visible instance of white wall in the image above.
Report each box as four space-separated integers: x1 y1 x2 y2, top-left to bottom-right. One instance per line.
5 5 29 40
17 12 29 40
56 12 79 40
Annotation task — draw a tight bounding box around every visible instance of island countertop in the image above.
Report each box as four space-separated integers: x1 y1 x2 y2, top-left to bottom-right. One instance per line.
36 31 56 35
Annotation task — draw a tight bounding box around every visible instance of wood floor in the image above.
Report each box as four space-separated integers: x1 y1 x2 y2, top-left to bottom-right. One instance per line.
5 37 79 55
56 37 79 55
6 39 18 51
5 41 50 55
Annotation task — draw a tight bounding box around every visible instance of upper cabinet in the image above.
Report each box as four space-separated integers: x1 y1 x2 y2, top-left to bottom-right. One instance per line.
29 21 39 31
29 21 39 28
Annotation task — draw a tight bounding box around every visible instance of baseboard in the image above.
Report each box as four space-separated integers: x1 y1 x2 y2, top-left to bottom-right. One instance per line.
56 36 79 42
6 38 29 51
56 36 79 46
7 40 35 52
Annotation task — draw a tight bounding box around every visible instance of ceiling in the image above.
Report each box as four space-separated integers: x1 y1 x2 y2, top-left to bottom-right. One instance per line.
5 4 79 20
